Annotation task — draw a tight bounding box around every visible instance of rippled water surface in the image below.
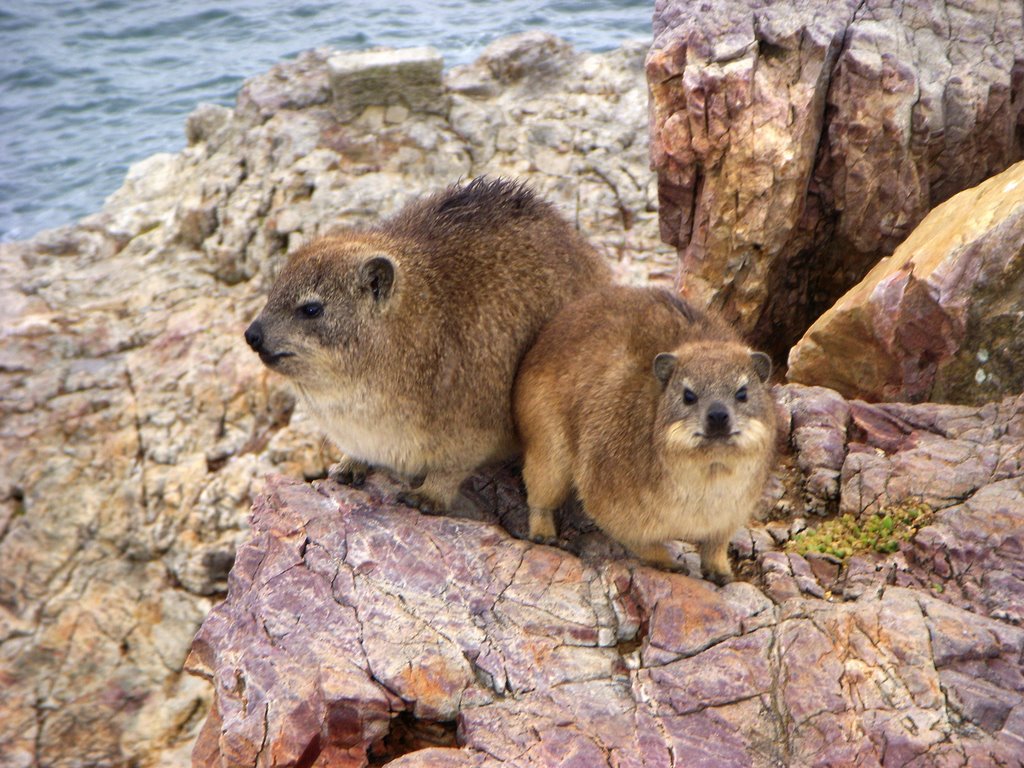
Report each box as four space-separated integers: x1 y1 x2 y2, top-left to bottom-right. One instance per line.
0 0 653 241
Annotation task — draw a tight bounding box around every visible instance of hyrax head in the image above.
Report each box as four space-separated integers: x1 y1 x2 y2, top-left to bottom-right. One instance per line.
243 235 397 386
653 341 773 454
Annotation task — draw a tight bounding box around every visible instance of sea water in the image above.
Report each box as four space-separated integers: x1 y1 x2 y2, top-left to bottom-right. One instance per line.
0 0 653 241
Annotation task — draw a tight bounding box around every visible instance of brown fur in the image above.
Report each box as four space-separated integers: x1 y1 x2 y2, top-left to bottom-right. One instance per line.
513 285 776 582
245 177 611 509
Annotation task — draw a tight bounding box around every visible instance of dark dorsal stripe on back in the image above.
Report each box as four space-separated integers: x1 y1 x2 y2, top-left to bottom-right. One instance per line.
381 176 552 243
654 288 699 324
435 177 543 222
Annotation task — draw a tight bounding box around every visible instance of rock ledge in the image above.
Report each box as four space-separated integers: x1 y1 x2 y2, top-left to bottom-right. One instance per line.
190 377 1024 768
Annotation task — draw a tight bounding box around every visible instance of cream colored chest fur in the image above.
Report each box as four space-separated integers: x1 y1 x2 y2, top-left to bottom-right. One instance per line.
584 444 768 547
653 452 766 541
301 385 433 475
301 383 510 476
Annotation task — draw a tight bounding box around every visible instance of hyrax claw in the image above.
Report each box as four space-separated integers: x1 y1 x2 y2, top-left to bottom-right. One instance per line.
330 458 369 487
703 568 735 587
527 507 558 545
396 490 443 516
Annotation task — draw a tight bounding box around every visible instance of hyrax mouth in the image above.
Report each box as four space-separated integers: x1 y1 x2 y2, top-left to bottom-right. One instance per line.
697 430 740 442
258 350 295 367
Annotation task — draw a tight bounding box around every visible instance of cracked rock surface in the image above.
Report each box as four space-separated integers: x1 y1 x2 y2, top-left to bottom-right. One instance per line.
0 36 667 768
764 386 1024 618
647 0 1024 358
190 388 1024 768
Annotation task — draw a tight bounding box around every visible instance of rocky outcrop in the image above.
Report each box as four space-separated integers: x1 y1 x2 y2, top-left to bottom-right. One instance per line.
787 159 1024 404
0 37 664 768
5 21 1024 768
327 46 445 122
190 382 1024 766
647 0 1024 358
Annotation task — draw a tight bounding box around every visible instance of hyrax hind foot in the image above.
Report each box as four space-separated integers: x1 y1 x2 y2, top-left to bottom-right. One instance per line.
396 471 464 515
396 490 443 515
702 567 734 587
329 457 370 487
631 541 733 584
699 538 734 586
628 542 687 573
528 507 558 545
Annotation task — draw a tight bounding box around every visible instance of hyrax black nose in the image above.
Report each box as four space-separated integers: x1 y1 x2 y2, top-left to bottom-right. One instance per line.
244 321 264 352
706 402 731 435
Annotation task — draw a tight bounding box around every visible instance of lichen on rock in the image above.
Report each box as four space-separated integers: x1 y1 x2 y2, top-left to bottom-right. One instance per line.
786 500 933 559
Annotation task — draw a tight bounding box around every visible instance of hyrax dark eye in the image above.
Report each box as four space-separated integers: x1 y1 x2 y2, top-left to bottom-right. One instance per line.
735 385 748 402
299 301 324 319
683 388 698 405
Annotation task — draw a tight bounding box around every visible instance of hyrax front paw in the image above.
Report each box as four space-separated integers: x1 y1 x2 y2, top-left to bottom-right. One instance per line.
629 542 688 572
396 490 445 515
528 507 558 545
703 568 734 587
698 540 734 586
329 457 369 487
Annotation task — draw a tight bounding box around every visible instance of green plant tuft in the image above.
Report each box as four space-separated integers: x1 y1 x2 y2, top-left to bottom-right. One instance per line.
786 501 932 561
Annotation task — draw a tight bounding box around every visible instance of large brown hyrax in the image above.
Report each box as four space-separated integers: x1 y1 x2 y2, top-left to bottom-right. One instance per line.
244 177 611 511
513 285 776 583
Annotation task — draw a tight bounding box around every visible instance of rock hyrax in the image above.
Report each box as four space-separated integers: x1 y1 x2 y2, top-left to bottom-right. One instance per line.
245 177 611 510
513 285 776 583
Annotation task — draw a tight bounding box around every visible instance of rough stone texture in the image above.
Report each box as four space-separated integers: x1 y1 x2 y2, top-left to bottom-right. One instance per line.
328 47 445 122
0 37 669 768
191 461 1024 766
788 159 1024 405
647 0 1024 358
776 385 850 511
759 387 1024 620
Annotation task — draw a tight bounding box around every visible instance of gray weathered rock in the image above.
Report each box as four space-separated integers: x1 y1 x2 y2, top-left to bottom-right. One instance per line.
328 46 446 122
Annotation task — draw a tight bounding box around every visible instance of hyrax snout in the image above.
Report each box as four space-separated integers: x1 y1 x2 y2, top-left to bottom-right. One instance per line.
245 177 611 511
513 285 777 583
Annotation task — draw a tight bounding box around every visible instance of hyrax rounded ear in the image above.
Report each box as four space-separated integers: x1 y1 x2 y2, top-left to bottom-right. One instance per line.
750 351 772 383
359 256 395 302
653 352 678 386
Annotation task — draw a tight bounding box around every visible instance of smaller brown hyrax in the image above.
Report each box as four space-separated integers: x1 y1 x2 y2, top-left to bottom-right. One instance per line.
244 178 610 511
513 285 776 583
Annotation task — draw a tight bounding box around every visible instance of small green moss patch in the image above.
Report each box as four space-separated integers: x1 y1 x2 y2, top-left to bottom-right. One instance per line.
786 500 933 561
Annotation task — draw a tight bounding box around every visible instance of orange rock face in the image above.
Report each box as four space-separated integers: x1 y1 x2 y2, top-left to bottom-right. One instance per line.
788 160 1024 403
